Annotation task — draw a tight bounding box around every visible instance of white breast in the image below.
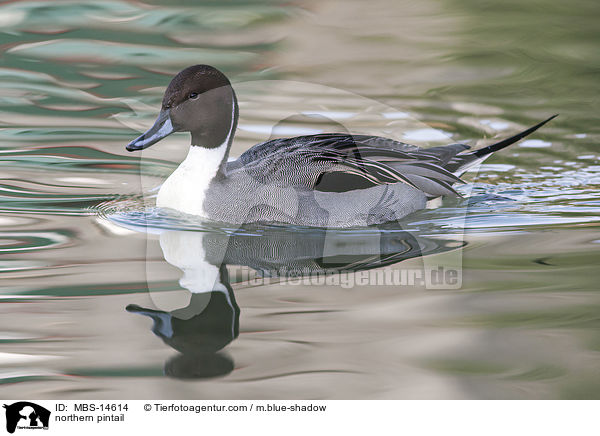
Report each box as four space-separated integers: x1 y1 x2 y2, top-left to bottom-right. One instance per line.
157 144 226 216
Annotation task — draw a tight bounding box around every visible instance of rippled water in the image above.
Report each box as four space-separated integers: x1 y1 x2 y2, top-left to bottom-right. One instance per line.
1 0 599 399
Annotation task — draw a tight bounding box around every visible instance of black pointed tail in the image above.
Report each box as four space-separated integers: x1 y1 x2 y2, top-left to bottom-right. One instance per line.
472 114 558 158
445 114 558 175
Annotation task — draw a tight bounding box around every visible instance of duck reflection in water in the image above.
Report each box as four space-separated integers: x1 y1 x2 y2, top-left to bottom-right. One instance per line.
127 271 239 379
127 224 461 379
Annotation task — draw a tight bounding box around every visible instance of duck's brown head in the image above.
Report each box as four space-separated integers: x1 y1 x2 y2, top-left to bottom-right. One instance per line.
126 65 238 151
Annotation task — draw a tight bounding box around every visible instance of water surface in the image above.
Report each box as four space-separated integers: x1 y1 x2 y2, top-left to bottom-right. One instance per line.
1 0 599 399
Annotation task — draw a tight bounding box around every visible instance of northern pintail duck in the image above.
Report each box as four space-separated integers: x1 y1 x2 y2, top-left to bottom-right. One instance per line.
126 65 556 228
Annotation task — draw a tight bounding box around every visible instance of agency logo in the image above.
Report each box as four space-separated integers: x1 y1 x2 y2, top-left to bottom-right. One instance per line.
3 402 50 434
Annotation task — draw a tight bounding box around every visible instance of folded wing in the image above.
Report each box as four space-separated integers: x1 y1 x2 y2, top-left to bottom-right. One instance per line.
237 133 468 198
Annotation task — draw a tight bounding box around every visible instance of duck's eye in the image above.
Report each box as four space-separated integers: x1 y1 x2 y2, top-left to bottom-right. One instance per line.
189 92 199 100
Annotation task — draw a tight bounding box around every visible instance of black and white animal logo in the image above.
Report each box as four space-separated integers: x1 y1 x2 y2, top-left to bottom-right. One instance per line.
3 402 50 433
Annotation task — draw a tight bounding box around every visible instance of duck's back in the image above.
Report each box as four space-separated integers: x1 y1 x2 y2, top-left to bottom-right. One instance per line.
203 133 466 227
